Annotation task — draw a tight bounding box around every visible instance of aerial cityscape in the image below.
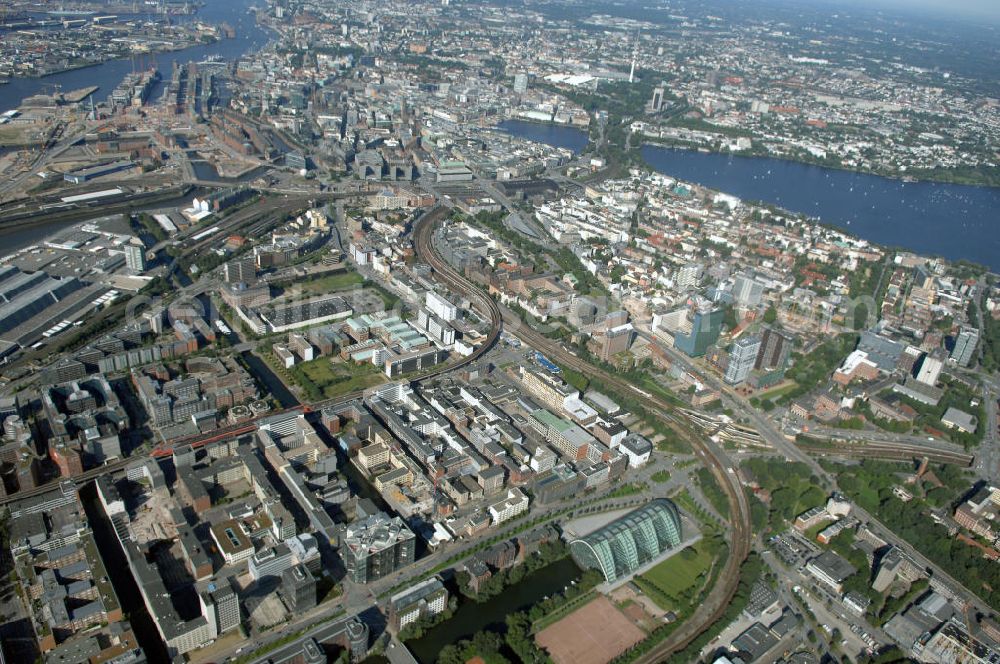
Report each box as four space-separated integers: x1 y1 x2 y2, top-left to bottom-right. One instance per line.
0 0 998 663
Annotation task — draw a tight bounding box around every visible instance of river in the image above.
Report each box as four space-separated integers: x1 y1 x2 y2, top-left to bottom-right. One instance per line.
498 120 1000 269
0 0 272 114
406 557 582 664
0 0 270 254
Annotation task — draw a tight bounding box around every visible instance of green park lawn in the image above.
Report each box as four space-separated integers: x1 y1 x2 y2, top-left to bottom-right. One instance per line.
633 542 716 610
290 270 365 295
290 357 385 400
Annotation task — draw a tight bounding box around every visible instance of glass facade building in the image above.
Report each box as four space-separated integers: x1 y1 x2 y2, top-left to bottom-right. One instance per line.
674 308 723 358
569 498 683 583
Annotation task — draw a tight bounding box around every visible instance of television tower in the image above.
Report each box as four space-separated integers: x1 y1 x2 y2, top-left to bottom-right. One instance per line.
628 33 638 83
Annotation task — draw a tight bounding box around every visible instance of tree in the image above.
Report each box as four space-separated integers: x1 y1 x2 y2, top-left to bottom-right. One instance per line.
769 486 799 520
722 304 738 331
763 305 778 324
851 301 870 330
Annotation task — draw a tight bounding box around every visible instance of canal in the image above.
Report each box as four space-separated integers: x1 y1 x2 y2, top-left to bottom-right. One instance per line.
238 348 396 515
239 350 299 409
406 557 582 664
237 344 398 517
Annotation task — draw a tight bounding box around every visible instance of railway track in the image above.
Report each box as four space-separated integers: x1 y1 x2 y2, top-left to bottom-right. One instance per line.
796 439 974 466
0 457 134 506
412 207 752 661
150 208 501 457
0 207 501 507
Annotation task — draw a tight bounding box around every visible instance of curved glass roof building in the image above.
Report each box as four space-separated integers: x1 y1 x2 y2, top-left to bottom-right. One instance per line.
569 499 683 583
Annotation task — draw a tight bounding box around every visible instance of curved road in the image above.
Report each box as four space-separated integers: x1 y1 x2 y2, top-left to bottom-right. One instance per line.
412 206 753 661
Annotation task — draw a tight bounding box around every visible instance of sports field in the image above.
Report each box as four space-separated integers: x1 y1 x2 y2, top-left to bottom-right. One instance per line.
536 595 645 664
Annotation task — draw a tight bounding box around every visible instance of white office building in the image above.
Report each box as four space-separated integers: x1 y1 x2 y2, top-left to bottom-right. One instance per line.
487 487 529 525
733 273 765 308
725 336 762 385
426 291 459 321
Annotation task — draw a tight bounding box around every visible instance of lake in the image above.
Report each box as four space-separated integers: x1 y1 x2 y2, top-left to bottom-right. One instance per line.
640 146 1000 270
498 116 1000 270
497 120 589 155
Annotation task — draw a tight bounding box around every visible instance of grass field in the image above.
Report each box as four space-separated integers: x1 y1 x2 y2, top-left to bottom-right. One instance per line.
289 357 385 400
287 271 365 295
803 520 833 542
633 543 715 610
651 470 671 483
755 381 798 400
532 590 597 633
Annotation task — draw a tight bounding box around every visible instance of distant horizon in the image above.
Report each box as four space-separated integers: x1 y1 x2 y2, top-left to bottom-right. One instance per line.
739 0 1000 23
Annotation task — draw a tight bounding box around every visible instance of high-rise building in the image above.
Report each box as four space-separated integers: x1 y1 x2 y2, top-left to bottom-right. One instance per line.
224 255 257 285
755 327 790 371
124 239 146 272
346 618 370 663
569 499 682 583
286 152 307 171
675 262 703 289
281 564 317 612
674 307 724 358
651 86 665 112
342 512 416 584
201 579 240 637
951 326 980 367
725 335 762 384
732 273 764 308
425 291 458 321
914 349 945 386
249 543 296 581
513 73 528 94
600 324 634 362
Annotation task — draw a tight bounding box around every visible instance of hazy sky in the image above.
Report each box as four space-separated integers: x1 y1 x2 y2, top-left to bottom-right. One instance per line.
833 0 1000 21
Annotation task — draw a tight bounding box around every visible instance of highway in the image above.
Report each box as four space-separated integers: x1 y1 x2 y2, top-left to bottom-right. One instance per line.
412 206 753 661
973 376 999 483
798 424 972 453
